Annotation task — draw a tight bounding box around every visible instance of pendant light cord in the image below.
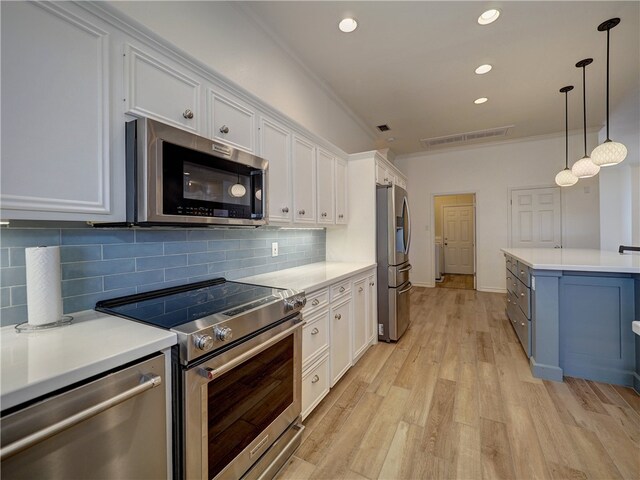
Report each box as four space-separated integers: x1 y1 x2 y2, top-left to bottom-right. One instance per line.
582 65 587 157
606 28 610 140
565 91 569 168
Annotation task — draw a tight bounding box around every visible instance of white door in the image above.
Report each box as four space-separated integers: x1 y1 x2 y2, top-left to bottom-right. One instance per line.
511 187 561 248
259 116 291 223
443 205 475 274
292 134 317 223
316 148 335 224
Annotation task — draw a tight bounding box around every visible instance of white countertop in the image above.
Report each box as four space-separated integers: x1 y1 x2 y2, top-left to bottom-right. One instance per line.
238 261 377 292
1 310 176 411
501 248 640 274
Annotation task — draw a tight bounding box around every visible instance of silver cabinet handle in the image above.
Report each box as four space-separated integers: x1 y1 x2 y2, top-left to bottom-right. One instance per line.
298 209 305 215
219 125 229 134
183 109 194 119
339 286 345 293
521 322 525 327
384 177 388 182
311 299 319 306
370 282 375 287
520 292 525 297
338 214 344 219
335 313 342 320
358 287 364 292
282 206 289 213
311 375 320 384
0 374 162 461
311 327 319 335
520 270 525 275
507 298 511 303
321 212 327 217
398 282 413 295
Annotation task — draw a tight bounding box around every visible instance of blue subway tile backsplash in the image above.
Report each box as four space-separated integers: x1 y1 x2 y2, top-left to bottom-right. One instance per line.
0 227 325 326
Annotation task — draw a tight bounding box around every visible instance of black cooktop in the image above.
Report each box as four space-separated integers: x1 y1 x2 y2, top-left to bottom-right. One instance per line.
95 278 279 329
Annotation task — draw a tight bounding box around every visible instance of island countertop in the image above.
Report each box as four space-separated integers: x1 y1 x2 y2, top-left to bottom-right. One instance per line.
501 248 640 274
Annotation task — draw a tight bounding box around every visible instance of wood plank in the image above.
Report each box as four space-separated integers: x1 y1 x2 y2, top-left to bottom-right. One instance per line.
588 381 634 409
453 363 479 427
504 402 551 480
543 379 594 429
565 377 610 415
613 385 640 416
421 378 457 457
547 462 588 480
401 357 439 427
454 422 481 480
590 411 640 479
479 417 516 480
275 456 316 480
478 361 505 423
604 403 640 446
349 386 410 478
476 331 495 364
567 424 623 480
378 421 427 480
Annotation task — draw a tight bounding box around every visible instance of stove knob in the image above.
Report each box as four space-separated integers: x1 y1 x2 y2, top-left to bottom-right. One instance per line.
195 334 214 351
214 326 233 342
284 298 296 311
294 296 306 308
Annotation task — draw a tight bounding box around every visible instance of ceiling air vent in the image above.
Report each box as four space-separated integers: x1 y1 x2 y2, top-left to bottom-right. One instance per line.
420 125 514 149
376 124 391 132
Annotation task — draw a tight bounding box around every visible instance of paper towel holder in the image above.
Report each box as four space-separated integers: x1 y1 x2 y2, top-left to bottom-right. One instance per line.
15 315 73 333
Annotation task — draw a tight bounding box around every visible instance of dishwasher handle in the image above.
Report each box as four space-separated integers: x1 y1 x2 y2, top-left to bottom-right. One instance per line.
0 374 162 461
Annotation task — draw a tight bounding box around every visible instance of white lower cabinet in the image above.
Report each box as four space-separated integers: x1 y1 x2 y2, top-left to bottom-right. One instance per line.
330 298 352 386
300 269 377 419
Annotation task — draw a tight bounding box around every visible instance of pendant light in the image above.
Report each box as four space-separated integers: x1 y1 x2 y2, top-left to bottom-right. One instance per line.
555 86 579 187
591 18 627 166
571 58 600 178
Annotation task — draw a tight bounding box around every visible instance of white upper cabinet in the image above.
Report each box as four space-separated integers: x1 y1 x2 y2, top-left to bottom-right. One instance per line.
375 162 393 186
259 116 292 223
124 44 202 134
316 148 335 225
335 158 348 225
208 89 255 152
292 135 317 224
0 2 121 221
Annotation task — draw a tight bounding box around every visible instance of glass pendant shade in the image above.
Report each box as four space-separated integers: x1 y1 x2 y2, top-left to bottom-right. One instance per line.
556 168 579 187
571 156 600 178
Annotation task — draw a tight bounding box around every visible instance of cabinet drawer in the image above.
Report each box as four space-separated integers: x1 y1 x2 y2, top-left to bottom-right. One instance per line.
505 255 517 275
301 354 330 420
506 269 517 294
303 288 329 317
330 280 352 302
516 280 531 319
507 297 530 357
516 261 531 287
506 290 518 312
302 310 329 366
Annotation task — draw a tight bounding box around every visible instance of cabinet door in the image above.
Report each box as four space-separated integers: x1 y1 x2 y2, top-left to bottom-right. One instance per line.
396 176 407 189
335 158 348 224
316 148 335 224
208 90 255 152
330 298 352 386
292 135 317 224
375 163 392 186
259 116 292 223
367 273 377 344
125 44 201 133
352 278 368 361
1 2 116 220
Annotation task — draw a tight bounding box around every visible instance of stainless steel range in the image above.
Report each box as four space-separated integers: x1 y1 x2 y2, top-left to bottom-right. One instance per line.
96 278 306 480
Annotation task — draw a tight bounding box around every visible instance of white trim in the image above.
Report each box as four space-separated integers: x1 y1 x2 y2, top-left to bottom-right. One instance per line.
477 287 508 294
412 282 433 288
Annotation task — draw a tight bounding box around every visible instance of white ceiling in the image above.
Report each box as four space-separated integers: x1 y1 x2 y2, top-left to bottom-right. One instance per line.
243 1 640 155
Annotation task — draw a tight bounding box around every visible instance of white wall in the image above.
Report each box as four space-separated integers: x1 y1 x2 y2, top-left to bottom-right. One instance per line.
598 88 640 250
108 1 374 154
395 133 600 291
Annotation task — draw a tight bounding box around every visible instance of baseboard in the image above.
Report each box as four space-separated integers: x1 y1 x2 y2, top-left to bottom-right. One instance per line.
412 282 434 288
477 286 507 294
530 356 563 382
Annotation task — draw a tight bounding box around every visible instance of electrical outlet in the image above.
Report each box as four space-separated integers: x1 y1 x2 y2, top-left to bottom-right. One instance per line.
271 242 278 257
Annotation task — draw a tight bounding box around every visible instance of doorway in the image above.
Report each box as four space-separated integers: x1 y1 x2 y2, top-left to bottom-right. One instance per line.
434 194 476 290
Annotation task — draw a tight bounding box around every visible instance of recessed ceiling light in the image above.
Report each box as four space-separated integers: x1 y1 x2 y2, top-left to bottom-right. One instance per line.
474 97 488 104
339 17 358 33
478 9 500 25
475 64 492 75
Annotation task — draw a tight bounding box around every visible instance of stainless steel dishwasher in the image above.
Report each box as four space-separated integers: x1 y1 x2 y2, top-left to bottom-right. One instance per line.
0 353 167 479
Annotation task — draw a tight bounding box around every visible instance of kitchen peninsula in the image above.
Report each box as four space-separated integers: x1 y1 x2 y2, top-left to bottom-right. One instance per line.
502 248 640 392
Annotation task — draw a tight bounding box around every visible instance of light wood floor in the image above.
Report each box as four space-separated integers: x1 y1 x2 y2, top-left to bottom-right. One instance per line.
436 274 475 290
278 287 640 480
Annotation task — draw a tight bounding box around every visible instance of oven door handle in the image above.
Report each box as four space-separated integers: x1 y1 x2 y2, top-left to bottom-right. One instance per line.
200 320 305 381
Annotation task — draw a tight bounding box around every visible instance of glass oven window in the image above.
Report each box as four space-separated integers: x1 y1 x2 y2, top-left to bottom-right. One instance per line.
206 335 293 479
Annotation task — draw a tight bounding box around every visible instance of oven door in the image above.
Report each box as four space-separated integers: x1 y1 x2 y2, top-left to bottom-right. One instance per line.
183 315 303 480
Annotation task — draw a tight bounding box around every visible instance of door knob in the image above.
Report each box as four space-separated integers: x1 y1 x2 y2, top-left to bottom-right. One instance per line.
219 125 229 134
183 109 194 119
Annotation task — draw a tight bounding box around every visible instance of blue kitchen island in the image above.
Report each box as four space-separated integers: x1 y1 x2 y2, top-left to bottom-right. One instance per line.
502 248 640 392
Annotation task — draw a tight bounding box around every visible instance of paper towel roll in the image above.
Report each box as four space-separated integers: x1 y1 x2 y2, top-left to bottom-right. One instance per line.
25 246 63 326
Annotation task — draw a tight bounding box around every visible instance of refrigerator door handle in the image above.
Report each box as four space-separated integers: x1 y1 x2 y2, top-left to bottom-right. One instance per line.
398 264 412 273
404 196 411 256
398 282 413 295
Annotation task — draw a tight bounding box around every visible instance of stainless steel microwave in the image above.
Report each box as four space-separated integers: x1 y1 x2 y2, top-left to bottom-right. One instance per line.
124 118 267 227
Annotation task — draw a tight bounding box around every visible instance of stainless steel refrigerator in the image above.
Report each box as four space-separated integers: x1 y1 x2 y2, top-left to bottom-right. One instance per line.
376 184 412 342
